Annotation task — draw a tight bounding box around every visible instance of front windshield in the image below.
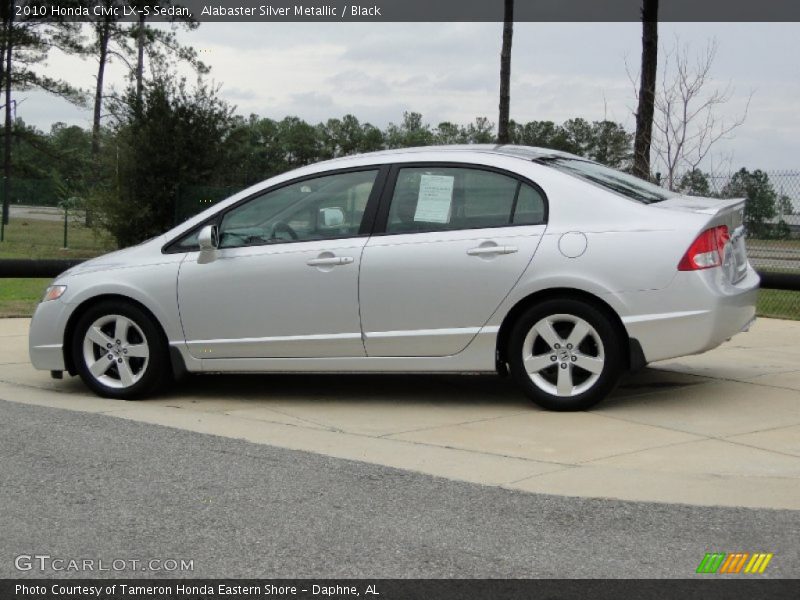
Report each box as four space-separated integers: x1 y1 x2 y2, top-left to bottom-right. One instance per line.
538 157 675 204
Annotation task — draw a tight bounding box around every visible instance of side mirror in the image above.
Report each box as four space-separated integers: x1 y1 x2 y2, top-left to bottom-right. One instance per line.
198 224 219 250
319 207 345 228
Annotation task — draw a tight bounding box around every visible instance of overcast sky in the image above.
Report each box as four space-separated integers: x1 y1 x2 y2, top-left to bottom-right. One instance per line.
23 21 800 172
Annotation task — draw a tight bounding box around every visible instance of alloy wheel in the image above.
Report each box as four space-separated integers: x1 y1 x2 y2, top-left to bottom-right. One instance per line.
522 313 605 397
81 314 150 389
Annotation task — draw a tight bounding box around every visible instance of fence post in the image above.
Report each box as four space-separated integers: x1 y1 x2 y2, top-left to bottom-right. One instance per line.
0 177 6 241
173 183 180 227
63 205 69 249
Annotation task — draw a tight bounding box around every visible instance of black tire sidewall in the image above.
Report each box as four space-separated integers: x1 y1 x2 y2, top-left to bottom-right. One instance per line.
508 298 624 411
72 301 168 399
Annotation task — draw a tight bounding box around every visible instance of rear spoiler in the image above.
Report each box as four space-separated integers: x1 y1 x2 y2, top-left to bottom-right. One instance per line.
653 196 746 216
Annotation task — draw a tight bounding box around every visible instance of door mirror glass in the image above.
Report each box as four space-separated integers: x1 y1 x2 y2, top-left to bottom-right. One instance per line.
198 224 219 250
319 207 345 228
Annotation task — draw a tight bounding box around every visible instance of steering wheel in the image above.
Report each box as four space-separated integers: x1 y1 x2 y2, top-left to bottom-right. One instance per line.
270 221 298 241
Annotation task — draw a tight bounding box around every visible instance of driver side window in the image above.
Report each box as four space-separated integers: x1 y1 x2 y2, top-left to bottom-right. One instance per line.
218 169 378 249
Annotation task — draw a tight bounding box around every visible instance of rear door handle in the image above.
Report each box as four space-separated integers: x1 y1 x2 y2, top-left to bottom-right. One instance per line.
306 256 354 267
467 245 518 256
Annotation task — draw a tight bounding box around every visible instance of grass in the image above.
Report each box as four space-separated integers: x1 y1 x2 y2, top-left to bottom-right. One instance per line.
0 218 116 317
0 217 115 259
756 289 800 321
0 278 50 318
1 218 799 320
2 279 798 322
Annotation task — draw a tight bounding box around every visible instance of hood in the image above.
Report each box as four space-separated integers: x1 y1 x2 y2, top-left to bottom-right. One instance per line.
56 236 167 280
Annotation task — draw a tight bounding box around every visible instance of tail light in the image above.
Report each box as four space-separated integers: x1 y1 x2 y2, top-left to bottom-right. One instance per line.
678 225 730 271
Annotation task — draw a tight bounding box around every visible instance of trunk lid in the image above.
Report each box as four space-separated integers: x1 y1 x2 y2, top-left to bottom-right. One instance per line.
655 195 749 283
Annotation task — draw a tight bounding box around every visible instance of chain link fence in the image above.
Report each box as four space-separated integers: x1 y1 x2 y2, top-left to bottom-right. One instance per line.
2 178 63 207
705 171 799 319
3 171 799 319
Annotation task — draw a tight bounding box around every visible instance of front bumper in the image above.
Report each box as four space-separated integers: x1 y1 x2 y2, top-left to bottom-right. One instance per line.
29 298 72 371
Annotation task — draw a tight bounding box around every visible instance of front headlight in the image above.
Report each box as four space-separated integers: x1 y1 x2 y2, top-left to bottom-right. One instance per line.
42 285 67 302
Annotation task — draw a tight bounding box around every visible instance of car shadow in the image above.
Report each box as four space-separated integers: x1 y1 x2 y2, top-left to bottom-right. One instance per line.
603 367 711 409
149 367 710 411
164 372 528 408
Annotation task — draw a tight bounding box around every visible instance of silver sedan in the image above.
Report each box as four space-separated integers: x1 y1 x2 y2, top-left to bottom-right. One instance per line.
29 146 759 410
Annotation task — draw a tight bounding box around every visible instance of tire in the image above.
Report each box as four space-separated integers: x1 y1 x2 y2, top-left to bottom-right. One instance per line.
508 298 624 411
71 300 170 400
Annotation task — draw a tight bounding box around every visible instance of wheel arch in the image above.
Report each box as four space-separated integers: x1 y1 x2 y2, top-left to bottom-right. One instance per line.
495 287 642 372
63 294 176 377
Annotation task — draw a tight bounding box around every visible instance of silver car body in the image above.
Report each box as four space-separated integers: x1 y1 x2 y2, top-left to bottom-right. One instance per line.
29 145 759 378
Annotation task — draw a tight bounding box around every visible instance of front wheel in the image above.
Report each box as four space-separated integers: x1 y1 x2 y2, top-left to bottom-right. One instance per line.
72 301 169 399
508 299 624 411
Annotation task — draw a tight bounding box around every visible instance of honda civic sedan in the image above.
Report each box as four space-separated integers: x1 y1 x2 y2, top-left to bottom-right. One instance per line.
29 145 759 410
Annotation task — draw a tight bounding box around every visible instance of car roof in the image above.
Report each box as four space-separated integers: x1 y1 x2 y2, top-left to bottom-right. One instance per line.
319 144 583 166
162 145 588 242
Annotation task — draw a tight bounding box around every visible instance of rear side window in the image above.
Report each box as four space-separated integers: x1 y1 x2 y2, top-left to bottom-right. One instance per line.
513 184 546 225
385 167 545 234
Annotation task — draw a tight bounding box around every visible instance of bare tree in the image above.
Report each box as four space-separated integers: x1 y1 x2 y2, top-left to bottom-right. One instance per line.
497 0 513 144
652 38 752 190
632 0 658 180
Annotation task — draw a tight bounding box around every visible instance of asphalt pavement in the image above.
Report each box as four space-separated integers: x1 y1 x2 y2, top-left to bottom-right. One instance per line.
1 398 798 579
4 317 800 510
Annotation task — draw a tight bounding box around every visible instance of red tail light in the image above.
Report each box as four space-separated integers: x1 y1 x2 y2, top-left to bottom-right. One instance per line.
678 225 730 271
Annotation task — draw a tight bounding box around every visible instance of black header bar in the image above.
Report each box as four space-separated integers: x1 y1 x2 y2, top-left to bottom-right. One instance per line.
11 0 800 23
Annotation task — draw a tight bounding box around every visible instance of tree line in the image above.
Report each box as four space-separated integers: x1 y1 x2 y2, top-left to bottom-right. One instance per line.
3 92 634 246
0 0 204 238
8 92 793 246
0 1 791 248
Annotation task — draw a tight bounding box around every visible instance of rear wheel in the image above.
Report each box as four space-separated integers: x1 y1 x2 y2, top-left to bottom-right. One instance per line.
508 299 624 411
72 301 169 399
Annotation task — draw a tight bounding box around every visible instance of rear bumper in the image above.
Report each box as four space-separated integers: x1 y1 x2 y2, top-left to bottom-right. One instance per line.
621 267 759 363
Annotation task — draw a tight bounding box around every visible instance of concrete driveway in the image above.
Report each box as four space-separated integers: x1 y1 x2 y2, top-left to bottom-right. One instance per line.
1 317 799 510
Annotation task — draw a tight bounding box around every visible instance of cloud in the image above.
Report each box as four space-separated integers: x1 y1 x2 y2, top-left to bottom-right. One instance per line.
14 21 800 171
325 70 390 95
223 86 259 101
340 23 492 64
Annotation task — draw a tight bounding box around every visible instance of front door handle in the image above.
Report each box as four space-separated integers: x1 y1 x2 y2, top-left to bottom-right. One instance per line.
467 245 518 256
306 256 354 267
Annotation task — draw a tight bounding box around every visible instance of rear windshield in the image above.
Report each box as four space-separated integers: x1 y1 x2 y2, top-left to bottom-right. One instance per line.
537 157 675 204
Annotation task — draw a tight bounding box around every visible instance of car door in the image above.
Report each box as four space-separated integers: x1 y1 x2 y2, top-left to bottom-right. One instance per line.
359 164 547 357
177 167 384 359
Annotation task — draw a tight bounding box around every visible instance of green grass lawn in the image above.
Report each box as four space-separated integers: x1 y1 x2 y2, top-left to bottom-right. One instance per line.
2 278 798 321
0 218 116 317
0 217 115 259
756 289 800 320
0 278 50 317
1 219 799 321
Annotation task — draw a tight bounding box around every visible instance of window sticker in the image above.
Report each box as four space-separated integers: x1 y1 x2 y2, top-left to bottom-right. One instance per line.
414 174 454 223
